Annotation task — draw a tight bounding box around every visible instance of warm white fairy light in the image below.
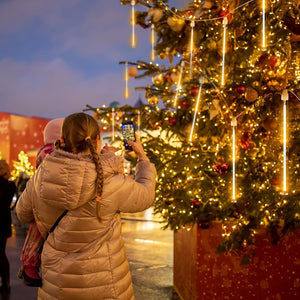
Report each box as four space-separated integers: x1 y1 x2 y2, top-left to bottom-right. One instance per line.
189 20 195 78
189 76 204 142
150 24 155 61
262 0 266 48
112 107 115 141
221 16 228 87
174 61 185 108
231 117 237 201
137 110 141 137
281 89 289 193
124 62 129 98
130 0 136 48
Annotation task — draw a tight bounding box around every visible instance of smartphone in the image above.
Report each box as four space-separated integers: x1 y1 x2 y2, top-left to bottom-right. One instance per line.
122 121 136 150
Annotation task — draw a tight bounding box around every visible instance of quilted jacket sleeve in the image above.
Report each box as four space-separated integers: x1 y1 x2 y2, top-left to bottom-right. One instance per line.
101 160 156 214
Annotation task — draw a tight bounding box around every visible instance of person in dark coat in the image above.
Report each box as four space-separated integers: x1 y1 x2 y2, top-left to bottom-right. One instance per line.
0 159 16 292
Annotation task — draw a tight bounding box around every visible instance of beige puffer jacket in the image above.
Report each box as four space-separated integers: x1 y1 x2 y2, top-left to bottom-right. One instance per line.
16 149 156 300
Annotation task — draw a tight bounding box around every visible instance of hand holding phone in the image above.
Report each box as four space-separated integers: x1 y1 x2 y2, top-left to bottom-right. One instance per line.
122 121 136 151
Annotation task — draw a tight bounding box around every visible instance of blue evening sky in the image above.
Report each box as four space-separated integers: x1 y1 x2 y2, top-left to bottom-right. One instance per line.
0 0 187 119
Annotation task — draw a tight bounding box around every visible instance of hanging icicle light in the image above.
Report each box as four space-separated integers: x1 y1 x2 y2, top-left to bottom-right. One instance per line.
231 117 237 201
281 89 289 194
221 16 228 87
189 76 205 142
262 0 266 49
111 107 115 141
174 61 185 108
137 110 141 137
189 20 195 78
124 62 130 99
150 24 155 61
130 0 136 48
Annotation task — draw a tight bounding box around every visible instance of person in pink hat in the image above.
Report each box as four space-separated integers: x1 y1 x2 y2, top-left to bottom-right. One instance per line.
18 118 64 287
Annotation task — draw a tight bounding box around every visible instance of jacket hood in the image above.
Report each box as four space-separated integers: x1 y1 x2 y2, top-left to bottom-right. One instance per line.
35 149 124 211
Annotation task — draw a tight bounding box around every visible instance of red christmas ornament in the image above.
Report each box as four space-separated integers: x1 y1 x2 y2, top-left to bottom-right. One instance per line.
218 8 233 23
213 162 229 174
192 199 200 207
235 84 246 95
259 53 269 68
288 91 297 102
268 56 278 68
258 54 278 69
179 101 188 108
284 17 300 35
240 132 255 151
168 117 177 126
189 87 199 96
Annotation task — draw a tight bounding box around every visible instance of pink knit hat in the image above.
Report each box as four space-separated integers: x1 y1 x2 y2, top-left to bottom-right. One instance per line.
43 118 64 144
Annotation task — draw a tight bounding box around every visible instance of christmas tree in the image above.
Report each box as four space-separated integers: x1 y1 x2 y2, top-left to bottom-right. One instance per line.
11 151 35 181
88 0 300 256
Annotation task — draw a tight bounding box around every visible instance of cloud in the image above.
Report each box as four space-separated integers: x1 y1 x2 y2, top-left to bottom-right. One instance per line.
0 58 143 119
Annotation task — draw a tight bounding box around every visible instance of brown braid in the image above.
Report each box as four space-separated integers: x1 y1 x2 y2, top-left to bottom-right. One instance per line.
86 138 104 198
58 112 104 220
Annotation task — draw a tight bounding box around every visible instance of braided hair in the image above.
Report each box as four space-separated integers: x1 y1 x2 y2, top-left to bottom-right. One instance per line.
55 113 104 218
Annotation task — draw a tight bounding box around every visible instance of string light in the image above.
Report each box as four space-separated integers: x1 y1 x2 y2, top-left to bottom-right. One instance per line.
189 76 205 142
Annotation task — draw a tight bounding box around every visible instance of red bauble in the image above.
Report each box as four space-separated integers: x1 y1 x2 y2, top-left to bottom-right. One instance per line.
192 199 200 207
284 17 300 35
189 87 199 96
213 162 229 174
218 8 233 23
288 91 297 102
168 117 177 126
269 56 278 68
259 53 269 68
179 101 188 108
235 84 246 94
258 54 278 69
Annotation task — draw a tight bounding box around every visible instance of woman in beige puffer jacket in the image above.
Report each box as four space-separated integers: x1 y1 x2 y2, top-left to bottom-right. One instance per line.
16 112 156 300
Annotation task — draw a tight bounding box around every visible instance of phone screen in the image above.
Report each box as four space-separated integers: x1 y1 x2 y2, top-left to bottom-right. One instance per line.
122 121 136 150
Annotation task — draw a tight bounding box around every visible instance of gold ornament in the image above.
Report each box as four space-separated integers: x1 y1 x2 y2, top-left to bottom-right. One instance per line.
128 66 138 77
245 87 258 102
148 8 163 23
170 72 179 84
152 73 164 85
159 52 168 60
262 118 278 131
167 16 185 32
148 95 159 105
